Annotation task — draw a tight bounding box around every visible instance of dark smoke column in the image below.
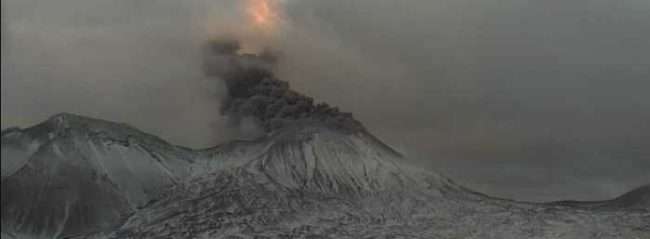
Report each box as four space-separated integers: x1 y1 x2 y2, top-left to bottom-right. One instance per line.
203 40 364 134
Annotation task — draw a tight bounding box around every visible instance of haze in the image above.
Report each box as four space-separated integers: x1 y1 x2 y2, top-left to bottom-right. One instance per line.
1 0 649 202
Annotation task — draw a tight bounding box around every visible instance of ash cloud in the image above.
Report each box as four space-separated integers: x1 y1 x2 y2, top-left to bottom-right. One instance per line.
203 40 363 134
2 0 649 202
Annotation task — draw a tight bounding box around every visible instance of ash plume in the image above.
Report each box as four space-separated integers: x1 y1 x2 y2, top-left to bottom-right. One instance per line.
203 39 364 134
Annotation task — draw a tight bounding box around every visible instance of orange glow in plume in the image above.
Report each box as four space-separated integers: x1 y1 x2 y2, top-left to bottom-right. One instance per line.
246 0 280 31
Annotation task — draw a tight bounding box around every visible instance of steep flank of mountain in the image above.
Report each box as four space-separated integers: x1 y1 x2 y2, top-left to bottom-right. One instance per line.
234 125 458 194
102 125 648 239
1 113 195 239
1 127 42 180
99 125 470 238
1 115 465 239
2 114 648 239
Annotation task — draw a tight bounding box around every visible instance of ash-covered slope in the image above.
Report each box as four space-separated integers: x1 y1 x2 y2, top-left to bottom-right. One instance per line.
0 114 464 239
2 40 649 238
1 113 196 239
99 123 648 239
93 123 473 239
2 114 648 239
200 124 459 194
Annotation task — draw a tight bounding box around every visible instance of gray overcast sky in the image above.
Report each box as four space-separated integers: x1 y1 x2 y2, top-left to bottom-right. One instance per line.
2 0 649 202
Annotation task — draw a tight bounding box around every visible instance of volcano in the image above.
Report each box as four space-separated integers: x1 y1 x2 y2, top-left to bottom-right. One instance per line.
2 42 649 238
2 113 648 239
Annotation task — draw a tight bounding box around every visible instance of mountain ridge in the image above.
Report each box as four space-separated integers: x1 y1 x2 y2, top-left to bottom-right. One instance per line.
2 113 648 239
1 113 196 238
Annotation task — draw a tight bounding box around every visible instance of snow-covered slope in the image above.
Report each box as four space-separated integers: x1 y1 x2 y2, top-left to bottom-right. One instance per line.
1 113 195 239
2 114 649 239
197 124 461 195
105 124 649 239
